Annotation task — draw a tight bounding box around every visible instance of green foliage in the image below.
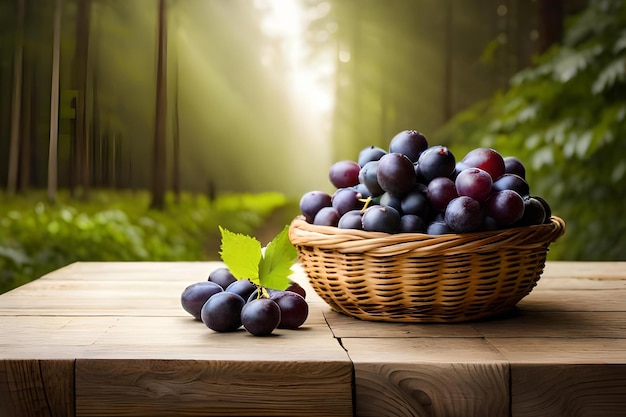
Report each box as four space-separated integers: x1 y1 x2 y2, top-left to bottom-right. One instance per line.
257 225 298 290
434 0 626 261
219 225 297 290
0 190 290 294
219 226 263 282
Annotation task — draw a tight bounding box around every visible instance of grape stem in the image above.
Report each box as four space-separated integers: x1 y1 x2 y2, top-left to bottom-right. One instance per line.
359 196 373 213
254 285 270 299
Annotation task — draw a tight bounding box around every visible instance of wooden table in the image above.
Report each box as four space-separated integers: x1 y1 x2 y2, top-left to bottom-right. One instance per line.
1 261 625 417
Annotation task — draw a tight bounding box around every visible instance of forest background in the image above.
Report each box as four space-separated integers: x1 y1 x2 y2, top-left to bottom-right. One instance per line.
1 0 624 293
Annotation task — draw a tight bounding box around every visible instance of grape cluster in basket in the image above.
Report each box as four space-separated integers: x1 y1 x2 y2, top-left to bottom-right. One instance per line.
299 130 553 234
181 267 308 336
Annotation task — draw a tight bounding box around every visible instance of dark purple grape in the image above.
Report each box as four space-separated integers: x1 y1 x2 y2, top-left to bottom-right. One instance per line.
486 189 525 226
181 281 224 321
492 173 530 197
432 211 445 222
338 209 363 230
208 267 237 290
270 290 309 329
369 194 383 205
417 146 456 182
400 187 432 219
400 214 426 233
414 162 428 184
503 156 526 179
515 197 547 226
389 130 428 162
353 183 373 199
246 287 268 304
483 216 499 231
426 221 453 235
376 153 416 195
533 195 552 223
461 148 505 181
313 206 340 227
201 291 245 332
455 167 493 202
451 162 469 180
362 205 401 233
241 298 281 336
427 177 458 212
358 145 387 167
285 281 306 299
226 279 257 301
358 160 384 196
329 160 361 189
299 191 332 223
415 182 429 194
332 188 363 216
379 192 403 213
444 196 484 233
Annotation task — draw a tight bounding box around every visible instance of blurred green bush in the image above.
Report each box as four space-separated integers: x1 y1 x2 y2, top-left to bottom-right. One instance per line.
0 190 290 294
434 0 626 260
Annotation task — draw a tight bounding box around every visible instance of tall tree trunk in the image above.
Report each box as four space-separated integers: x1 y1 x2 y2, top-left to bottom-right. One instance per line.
172 73 180 204
172 15 180 204
28 52 40 187
19 40 33 191
48 0 63 203
74 0 91 197
150 0 168 210
443 0 453 121
7 0 25 194
89 3 101 188
537 0 563 54
107 130 113 186
92 61 101 187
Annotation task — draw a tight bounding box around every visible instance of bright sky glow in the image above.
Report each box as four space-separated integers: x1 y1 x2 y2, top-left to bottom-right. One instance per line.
255 0 335 114
252 0 335 192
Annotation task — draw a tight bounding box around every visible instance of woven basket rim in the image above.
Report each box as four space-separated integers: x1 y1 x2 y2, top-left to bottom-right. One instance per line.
289 215 565 256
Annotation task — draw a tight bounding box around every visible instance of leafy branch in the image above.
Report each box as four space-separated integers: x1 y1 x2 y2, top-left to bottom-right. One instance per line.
219 225 298 290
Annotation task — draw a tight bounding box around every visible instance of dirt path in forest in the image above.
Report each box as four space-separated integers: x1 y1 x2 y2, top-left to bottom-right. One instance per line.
253 202 300 246
204 201 299 260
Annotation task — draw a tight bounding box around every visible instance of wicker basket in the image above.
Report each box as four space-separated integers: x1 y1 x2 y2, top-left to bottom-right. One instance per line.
289 215 565 323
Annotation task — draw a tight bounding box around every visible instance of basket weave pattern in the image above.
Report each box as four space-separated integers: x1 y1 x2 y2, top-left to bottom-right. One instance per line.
289 216 566 323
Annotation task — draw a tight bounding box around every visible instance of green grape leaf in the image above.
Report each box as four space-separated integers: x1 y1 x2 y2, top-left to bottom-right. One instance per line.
258 225 298 291
219 226 262 283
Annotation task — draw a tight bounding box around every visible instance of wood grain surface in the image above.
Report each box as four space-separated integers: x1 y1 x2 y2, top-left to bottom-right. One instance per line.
329 261 626 417
0 262 352 417
1 261 625 417
75 359 351 417
0 359 74 417
342 337 509 417
511 364 626 417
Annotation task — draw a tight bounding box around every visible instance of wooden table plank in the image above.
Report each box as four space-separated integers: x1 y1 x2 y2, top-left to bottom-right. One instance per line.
323 309 481 338
542 261 626 280
511 364 626 417
324 306 626 339
0 360 74 417
75 359 351 417
36 261 214 281
341 337 509 417
2 261 626 417
473 310 626 339
487 338 626 363
0 316 120 358
0 262 353 417
315 262 626 417
0 264 326 317
536 276 626 290
518 289 626 311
